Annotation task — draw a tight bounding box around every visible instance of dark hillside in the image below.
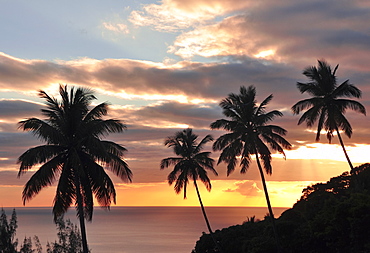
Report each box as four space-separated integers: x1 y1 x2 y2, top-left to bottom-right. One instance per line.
193 163 370 253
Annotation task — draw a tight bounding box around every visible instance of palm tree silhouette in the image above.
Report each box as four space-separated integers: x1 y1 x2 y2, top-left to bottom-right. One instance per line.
210 85 291 250
292 60 366 171
18 85 132 253
160 128 220 249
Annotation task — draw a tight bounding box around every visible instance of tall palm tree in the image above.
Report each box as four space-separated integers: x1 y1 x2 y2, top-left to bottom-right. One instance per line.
292 60 366 171
210 85 291 250
18 85 132 253
160 128 220 249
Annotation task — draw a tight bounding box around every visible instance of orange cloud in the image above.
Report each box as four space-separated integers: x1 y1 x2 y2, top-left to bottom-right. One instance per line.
166 1 370 70
129 0 251 32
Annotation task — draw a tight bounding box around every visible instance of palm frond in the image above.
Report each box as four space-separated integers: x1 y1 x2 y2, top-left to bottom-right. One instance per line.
80 176 94 221
99 140 127 157
260 153 272 175
256 94 273 116
84 102 109 122
315 111 326 141
160 157 182 169
194 134 213 154
297 105 323 127
333 80 362 98
259 125 287 136
105 154 132 182
296 82 322 95
256 110 283 125
291 98 322 115
335 113 353 138
90 168 116 207
18 145 66 175
86 119 126 138
18 118 63 144
210 119 236 132
167 169 179 185
212 132 239 151
336 99 366 115
197 167 211 191
22 156 63 204
52 164 75 221
239 154 251 174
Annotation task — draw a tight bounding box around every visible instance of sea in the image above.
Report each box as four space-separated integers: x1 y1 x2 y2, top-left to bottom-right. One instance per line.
5 206 288 253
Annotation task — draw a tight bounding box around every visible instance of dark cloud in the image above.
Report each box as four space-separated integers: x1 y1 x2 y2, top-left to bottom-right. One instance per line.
0 53 300 103
0 0 369 187
0 99 42 120
133 101 223 128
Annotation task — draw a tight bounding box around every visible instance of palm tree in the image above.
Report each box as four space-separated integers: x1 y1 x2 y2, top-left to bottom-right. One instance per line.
210 85 291 250
18 85 132 253
292 60 366 171
160 128 220 249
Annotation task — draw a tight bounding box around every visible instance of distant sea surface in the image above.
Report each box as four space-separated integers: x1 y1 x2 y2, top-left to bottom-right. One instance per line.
6 206 287 253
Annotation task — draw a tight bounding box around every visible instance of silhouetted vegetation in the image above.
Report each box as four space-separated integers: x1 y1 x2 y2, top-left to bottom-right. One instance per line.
12 61 367 252
193 163 370 253
0 209 18 252
210 85 292 251
292 59 366 171
0 209 82 253
161 129 222 251
17 85 132 253
46 217 85 253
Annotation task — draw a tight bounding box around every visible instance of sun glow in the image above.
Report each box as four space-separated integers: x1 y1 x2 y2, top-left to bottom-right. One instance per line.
2 180 315 208
281 143 370 164
254 49 275 58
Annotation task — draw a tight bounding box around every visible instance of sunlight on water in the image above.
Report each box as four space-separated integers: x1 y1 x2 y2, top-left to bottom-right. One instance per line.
9 206 287 253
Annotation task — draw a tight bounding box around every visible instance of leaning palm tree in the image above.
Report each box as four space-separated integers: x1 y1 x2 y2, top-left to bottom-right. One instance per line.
210 85 291 250
160 128 220 249
18 85 132 253
292 60 366 171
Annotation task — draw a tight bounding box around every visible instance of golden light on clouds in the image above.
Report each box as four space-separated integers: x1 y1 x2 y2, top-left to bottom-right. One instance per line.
141 121 190 129
280 143 370 164
128 0 224 32
254 49 275 58
1 180 318 208
114 180 309 208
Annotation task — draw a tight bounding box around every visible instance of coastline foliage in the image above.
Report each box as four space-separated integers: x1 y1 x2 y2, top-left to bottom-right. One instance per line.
193 163 370 253
0 209 82 253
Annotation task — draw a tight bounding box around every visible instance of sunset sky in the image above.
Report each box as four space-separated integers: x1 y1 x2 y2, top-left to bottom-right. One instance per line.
1 0 369 209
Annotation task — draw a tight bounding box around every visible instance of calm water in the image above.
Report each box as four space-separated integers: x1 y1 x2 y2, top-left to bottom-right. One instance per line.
6 206 287 253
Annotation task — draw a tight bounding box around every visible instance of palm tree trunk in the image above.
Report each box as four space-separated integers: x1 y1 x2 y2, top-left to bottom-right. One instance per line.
255 153 282 253
335 127 354 171
193 179 223 253
194 179 213 234
75 180 89 253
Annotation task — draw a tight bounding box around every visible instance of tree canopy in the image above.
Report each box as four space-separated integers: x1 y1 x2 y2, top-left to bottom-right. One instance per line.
193 163 370 253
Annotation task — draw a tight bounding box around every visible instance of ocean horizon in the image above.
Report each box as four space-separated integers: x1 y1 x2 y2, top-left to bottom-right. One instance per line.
5 206 288 253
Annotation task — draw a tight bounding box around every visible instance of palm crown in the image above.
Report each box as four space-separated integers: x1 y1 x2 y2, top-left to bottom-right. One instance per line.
160 128 221 250
211 86 291 251
18 85 132 221
292 59 366 143
160 128 217 199
211 85 291 175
